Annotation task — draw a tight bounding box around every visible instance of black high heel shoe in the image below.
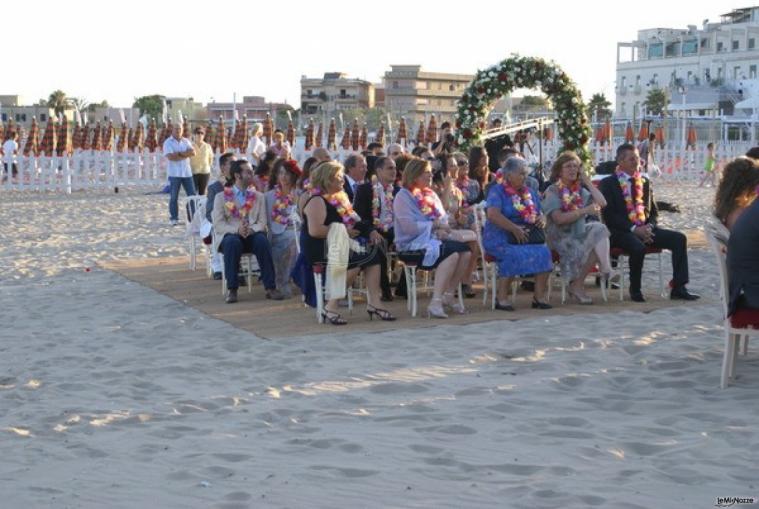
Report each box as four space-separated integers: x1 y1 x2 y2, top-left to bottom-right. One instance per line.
531 298 553 310
322 309 348 325
367 305 397 321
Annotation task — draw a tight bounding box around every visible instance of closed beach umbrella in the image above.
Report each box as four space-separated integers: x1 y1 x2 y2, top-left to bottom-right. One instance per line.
204 122 214 144
131 121 144 151
183 117 190 142
263 113 273 146
305 120 314 151
240 115 249 152
117 122 129 152
396 117 407 145
637 122 649 142
214 116 227 153
56 115 71 156
145 119 158 152
90 122 102 151
426 114 438 145
81 123 91 151
103 121 114 151
416 120 425 146
287 120 295 149
360 123 368 149
624 122 634 143
655 126 665 147
687 125 697 148
230 119 240 150
23 117 39 156
315 122 323 148
158 119 172 148
39 118 57 156
376 123 385 146
72 122 82 150
594 127 603 144
350 119 359 151
341 126 351 150
327 118 337 150
4 119 15 141
603 119 611 145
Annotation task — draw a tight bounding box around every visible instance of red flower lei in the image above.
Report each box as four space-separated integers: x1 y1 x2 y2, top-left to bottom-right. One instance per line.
502 183 537 224
411 186 442 220
223 186 257 219
557 180 584 212
271 185 295 226
372 183 394 232
616 169 645 226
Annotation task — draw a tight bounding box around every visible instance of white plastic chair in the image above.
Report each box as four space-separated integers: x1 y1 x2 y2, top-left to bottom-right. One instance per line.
705 222 758 388
549 250 608 304
184 195 207 271
214 229 261 295
473 203 498 309
612 246 665 301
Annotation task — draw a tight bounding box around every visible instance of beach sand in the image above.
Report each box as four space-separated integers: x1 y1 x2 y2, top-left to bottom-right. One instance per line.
2 182 758 509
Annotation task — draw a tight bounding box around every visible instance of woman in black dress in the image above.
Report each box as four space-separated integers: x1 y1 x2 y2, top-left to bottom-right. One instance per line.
302 161 395 325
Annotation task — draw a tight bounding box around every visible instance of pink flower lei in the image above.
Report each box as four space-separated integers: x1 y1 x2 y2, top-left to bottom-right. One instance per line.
557 180 584 212
311 187 360 227
502 182 537 224
411 186 442 221
271 185 295 226
372 182 394 232
223 186 257 219
615 169 645 226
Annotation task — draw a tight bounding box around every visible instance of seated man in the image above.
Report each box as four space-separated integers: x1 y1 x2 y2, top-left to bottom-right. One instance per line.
205 152 236 279
212 159 284 303
600 143 699 302
727 197 759 314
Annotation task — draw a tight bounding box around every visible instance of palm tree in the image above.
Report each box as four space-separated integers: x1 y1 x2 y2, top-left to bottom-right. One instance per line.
47 90 69 116
586 93 612 120
70 97 90 114
643 89 669 117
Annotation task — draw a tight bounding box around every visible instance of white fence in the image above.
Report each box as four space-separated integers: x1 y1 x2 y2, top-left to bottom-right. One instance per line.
1 140 754 193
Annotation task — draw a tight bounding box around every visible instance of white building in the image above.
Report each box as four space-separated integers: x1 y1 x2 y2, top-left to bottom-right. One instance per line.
615 6 759 119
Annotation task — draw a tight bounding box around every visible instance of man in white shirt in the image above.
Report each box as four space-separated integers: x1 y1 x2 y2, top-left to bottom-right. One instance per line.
163 124 197 225
246 123 267 165
2 131 19 180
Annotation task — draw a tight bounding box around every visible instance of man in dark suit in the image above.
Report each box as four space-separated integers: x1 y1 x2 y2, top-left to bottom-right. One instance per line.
354 156 401 301
727 198 759 314
342 153 367 203
600 143 699 302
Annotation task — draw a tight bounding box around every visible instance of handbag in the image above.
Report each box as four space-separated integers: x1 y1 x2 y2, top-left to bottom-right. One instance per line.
506 225 545 245
446 229 477 243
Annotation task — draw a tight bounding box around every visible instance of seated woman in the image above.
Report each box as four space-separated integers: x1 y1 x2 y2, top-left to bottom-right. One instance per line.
543 151 613 304
254 150 278 192
714 157 759 231
302 161 395 325
433 154 478 298
393 158 472 318
483 157 553 311
453 151 481 206
468 146 490 204
265 159 301 299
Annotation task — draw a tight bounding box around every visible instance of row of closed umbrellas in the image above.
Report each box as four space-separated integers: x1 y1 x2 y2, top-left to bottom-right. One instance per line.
595 120 698 146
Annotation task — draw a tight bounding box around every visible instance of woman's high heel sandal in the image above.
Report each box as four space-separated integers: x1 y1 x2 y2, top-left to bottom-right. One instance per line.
567 290 593 305
322 309 348 325
427 298 448 319
367 305 397 321
443 292 467 315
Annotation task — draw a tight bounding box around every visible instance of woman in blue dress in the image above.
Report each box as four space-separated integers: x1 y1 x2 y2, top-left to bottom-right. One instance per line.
483 157 553 311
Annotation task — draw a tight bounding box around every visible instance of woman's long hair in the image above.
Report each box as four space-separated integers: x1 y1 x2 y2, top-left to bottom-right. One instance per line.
714 157 759 224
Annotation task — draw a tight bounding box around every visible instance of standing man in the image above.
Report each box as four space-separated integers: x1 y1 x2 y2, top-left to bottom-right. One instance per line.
246 123 267 165
2 131 19 181
163 123 196 225
342 153 367 203
600 144 699 302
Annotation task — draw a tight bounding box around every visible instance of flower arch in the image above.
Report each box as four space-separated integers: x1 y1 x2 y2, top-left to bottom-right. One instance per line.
455 55 592 165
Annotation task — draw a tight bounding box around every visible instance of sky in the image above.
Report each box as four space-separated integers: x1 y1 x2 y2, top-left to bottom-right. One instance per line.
3 0 751 109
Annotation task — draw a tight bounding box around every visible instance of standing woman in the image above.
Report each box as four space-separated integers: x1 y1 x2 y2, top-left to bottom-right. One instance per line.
394 158 472 318
543 152 613 304
265 159 302 298
468 146 490 204
189 127 213 195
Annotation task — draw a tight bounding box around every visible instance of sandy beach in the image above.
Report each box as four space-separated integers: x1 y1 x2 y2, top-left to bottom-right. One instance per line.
2 181 758 509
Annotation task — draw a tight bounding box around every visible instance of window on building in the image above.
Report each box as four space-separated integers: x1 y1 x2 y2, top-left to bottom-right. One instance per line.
687 71 693 82
717 41 723 52
733 40 740 50
0 113 5 122
306 89 313 96
449 84 455 91
734 66 741 79
700 38 709 49
339 89 346 98
166 100 172 108
621 76 627 88
750 38 756 49
40 113 46 122
682 39 698 55
635 75 641 85
21 114 26 122
392 81 399 89
652 73 659 85
717 67 723 79
621 102 626 114
751 65 757 79
648 43 663 58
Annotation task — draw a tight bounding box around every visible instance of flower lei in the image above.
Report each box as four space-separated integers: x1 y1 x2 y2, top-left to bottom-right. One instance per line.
271 185 295 226
502 183 537 224
411 187 442 221
455 175 470 194
223 186 257 219
372 183 394 232
310 187 360 227
557 180 584 212
616 169 645 226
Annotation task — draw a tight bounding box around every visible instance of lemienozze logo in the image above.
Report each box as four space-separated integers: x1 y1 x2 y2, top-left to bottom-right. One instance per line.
715 496 757 507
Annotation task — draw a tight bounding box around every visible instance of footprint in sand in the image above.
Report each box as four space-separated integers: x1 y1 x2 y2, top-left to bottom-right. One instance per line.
212 453 252 463
414 424 477 435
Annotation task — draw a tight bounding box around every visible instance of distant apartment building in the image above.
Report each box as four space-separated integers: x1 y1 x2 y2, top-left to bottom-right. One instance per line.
85 106 141 126
616 6 759 118
300 73 375 116
206 96 293 123
0 95 73 128
383 65 473 124
166 97 207 123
